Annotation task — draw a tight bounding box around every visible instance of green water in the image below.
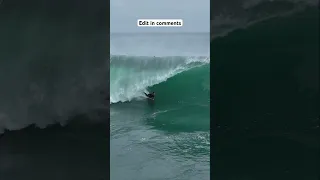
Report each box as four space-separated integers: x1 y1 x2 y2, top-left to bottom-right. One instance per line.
110 62 210 180
210 8 319 180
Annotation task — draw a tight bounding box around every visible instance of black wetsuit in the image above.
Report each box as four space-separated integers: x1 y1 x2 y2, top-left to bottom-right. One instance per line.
144 93 155 99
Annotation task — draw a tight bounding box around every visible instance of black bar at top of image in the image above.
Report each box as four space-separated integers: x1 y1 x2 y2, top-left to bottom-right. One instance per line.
210 1 319 180
0 1 110 180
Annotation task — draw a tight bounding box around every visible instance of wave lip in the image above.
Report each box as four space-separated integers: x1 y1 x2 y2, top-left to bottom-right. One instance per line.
110 55 210 104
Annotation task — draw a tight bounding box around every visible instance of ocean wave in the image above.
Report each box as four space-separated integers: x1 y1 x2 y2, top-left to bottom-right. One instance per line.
211 0 318 38
1 0 317 134
0 0 108 134
110 55 209 104
211 7 318 129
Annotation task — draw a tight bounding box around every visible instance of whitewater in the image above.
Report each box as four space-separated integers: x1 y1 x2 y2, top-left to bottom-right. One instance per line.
110 33 210 180
110 55 209 104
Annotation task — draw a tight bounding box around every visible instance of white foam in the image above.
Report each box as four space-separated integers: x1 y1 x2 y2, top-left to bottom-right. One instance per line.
110 56 209 104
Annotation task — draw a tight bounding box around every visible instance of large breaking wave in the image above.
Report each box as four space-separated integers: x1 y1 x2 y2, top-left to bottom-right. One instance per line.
0 0 318 134
0 0 109 133
110 55 209 104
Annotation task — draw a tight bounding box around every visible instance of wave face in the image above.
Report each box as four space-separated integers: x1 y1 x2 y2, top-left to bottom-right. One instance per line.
211 0 318 38
211 6 319 179
211 7 319 129
0 0 109 133
110 33 210 180
110 55 209 104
